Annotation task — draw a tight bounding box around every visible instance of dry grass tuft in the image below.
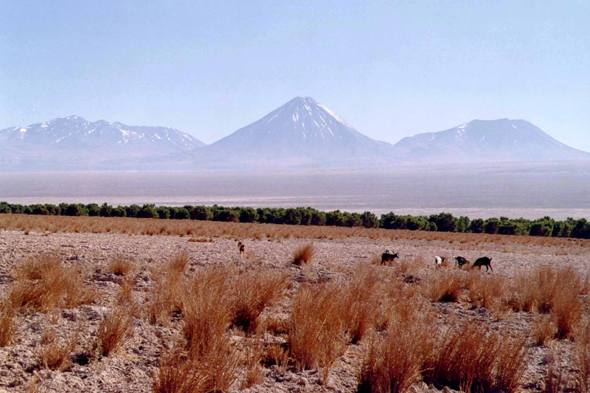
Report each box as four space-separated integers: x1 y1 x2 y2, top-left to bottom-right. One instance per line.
424 321 527 392
96 308 132 357
288 283 346 383
532 315 558 347
153 346 239 393
467 272 507 313
183 267 233 360
341 264 381 344
508 266 582 339
8 255 93 312
231 269 289 334
292 244 314 266
0 311 16 347
39 328 77 371
108 256 135 276
574 318 590 392
358 315 435 393
168 252 190 274
422 271 464 303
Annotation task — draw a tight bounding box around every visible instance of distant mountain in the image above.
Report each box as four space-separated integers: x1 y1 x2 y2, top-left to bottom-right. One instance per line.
0 116 205 171
185 97 396 169
394 119 590 163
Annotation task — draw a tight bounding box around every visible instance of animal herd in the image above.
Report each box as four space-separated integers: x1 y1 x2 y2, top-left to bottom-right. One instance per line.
382 250 493 272
234 242 493 272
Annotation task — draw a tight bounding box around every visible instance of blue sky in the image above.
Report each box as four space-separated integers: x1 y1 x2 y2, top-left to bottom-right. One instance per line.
1 1 589 149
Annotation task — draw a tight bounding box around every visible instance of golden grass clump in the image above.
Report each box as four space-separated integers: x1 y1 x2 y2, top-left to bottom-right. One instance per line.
39 328 77 371
574 318 590 392
168 252 190 274
0 311 16 347
96 308 132 357
532 315 558 347
422 270 464 303
108 256 135 276
508 265 583 339
153 347 239 393
341 264 381 344
423 321 527 392
183 267 234 360
466 272 507 312
9 255 93 312
292 244 314 266
147 260 190 326
288 283 346 383
231 269 289 334
358 315 435 393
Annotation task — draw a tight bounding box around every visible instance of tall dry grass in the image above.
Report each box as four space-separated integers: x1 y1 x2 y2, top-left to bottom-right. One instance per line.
508 265 583 339
466 272 507 313
153 347 239 393
0 311 16 347
183 267 233 360
8 255 93 312
341 264 382 344
96 308 132 357
422 270 465 303
231 269 289 334
574 318 590 392
358 315 435 393
423 321 527 392
288 283 346 384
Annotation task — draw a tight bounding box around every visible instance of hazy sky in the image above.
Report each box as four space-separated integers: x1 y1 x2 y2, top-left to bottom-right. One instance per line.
1 1 589 149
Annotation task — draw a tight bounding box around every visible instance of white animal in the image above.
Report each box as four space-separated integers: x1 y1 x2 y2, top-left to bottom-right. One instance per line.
434 256 446 269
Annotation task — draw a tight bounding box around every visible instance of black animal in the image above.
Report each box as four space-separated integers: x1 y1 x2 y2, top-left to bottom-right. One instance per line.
381 250 399 265
472 257 493 272
455 256 469 269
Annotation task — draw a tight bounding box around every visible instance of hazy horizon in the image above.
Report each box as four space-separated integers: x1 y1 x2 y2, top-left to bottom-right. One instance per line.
2 163 590 220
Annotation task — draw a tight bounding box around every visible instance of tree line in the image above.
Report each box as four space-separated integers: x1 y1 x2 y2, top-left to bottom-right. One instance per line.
1 201 590 239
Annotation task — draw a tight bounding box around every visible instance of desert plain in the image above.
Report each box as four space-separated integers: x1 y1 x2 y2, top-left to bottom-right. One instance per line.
0 215 589 392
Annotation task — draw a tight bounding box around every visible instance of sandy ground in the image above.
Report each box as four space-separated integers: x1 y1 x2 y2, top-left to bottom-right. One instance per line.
0 228 589 392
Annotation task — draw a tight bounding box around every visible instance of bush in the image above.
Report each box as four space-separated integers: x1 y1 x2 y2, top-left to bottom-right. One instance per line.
191 206 213 221
469 218 485 233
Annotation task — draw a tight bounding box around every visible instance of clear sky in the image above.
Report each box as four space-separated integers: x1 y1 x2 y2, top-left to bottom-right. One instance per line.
1 1 589 150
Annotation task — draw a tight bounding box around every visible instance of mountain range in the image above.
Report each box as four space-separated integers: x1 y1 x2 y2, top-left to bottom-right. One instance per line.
0 116 204 171
1 98 588 171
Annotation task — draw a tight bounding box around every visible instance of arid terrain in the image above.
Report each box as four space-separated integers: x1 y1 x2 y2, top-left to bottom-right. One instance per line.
1 215 590 392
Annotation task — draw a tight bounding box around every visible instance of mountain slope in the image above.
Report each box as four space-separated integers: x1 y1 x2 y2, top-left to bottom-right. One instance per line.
394 119 590 163
189 97 396 168
0 116 205 171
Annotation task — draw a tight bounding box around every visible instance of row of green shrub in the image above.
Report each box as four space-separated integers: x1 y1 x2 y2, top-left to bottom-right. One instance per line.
1 201 590 239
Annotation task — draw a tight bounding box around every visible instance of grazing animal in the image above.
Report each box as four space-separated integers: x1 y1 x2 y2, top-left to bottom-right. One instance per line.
472 257 493 272
237 241 245 258
381 250 399 265
434 256 446 269
455 256 469 269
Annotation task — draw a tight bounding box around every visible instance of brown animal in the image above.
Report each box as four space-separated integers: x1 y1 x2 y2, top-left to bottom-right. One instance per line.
472 257 493 272
237 241 245 258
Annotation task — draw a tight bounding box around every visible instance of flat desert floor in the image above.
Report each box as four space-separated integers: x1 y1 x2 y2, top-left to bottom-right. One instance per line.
0 215 590 392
